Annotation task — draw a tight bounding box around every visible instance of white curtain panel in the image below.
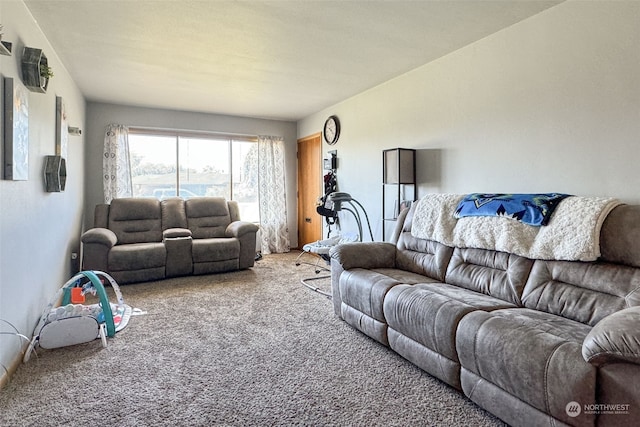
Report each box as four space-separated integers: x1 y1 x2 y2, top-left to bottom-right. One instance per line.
258 135 290 254
103 124 132 203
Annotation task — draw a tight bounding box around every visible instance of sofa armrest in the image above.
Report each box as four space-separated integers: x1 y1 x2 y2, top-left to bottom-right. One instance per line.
81 228 117 272
226 221 259 270
81 228 117 247
163 228 192 239
582 306 640 366
226 221 259 238
329 242 397 270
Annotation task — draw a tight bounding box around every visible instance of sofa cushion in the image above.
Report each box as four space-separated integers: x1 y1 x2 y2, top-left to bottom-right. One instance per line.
456 308 596 426
384 283 516 363
108 242 166 271
338 268 432 346
395 238 454 282
522 259 640 326
108 198 163 244
192 238 240 263
228 199 241 222
395 205 454 282
185 197 231 238
383 283 516 390
600 204 640 268
369 268 440 286
445 247 533 306
94 204 109 228
161 197 187 229
417 282 521 310
394 203 453 282
339 269 413 323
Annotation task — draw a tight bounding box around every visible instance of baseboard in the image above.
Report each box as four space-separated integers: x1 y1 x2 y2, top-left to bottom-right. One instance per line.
0 346 25 390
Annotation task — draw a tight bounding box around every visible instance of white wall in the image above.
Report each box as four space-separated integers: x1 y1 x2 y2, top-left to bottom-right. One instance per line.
0 1 86 378
298 0 640 241
84 102 298 244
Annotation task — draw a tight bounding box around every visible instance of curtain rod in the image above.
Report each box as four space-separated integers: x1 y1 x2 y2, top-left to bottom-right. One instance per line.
128 126 259 142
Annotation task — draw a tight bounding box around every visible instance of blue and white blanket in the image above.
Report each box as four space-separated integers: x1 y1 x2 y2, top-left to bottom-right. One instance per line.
412 194 622 261
453 193 571 226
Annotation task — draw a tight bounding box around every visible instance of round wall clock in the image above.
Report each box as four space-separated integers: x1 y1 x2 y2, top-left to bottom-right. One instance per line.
323 115 340 145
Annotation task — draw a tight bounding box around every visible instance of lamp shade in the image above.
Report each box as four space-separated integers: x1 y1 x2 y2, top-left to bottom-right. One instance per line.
383 148 415 184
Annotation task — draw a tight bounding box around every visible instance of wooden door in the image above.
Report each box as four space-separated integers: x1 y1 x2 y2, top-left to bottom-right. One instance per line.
297 133 322 249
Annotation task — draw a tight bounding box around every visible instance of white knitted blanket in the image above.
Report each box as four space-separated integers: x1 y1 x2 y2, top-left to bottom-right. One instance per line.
411 194 622 261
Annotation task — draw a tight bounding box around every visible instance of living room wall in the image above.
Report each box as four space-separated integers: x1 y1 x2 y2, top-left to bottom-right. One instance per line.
298 0 640 241
0 1 86 379
84 102 298 244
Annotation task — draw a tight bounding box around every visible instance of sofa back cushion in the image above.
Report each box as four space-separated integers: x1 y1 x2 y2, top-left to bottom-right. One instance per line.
108 198 163 244
185 197 231 238
94 204 110 228
445 247 534 306
396 204 453 282
228 200 241 222
161 197 188 229
522 260 640 326
600 205 640 268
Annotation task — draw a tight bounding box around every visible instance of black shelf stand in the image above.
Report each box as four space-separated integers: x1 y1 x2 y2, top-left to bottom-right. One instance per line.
382 148 416 241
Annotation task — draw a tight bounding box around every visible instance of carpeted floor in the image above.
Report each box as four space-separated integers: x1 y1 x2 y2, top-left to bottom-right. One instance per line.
0 252 505 427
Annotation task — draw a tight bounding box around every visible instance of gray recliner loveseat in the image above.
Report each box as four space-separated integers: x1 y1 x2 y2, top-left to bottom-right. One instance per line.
330 195 640 427
81 197 259 284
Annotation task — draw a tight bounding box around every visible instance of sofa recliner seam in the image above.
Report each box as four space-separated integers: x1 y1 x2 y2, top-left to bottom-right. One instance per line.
542 340 566 416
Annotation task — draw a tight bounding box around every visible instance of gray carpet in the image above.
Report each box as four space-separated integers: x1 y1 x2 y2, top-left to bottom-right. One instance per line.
0 252 504 427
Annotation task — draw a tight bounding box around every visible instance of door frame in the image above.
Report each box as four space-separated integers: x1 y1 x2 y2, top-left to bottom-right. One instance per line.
296 133 323 249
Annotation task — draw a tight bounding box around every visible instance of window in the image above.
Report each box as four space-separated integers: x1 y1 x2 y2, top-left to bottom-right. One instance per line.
129 130 259 222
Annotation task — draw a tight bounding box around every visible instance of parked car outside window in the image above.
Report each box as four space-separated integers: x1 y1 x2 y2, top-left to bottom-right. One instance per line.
152 188 198 200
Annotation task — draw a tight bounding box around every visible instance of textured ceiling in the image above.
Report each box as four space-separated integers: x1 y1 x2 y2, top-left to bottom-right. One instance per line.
25 0 562 121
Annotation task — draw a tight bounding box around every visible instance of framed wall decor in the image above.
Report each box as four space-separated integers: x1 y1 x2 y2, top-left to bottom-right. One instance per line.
55 96 68 158
44 155 66 192
3 77 29 180
21 47 51 93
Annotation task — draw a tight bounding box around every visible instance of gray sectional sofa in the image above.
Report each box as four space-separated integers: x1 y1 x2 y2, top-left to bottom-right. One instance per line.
81 197 259 284
330 198 640 427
